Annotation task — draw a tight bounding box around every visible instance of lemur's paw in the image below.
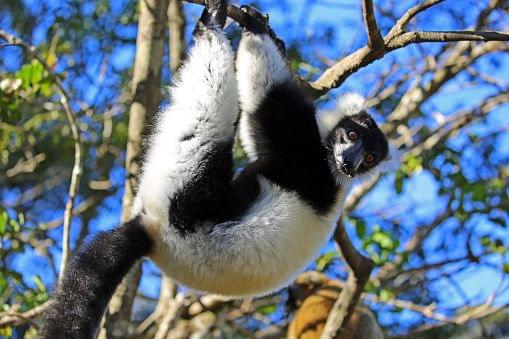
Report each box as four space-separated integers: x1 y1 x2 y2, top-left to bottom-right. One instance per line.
193 0 228 36
240 5 286 55
239 5 269 34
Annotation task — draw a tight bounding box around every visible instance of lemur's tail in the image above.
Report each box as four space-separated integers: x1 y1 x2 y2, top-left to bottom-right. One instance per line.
39 216 152 338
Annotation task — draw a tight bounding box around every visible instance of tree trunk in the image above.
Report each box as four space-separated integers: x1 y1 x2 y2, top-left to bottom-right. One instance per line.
98 0 170 337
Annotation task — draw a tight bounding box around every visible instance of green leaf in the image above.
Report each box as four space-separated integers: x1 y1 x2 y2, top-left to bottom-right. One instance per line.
15 59 45 90
256 304 277 315
33 275 46 293
503 263 509 274
0 327 12 337
395 171 404 194
30 60 44 84
352 218 366 238
40 80 55 97
401 155 423 175
16 64 32 89
372 231 394 250
315 251 337 271
0 211 7 235
379 288 393 302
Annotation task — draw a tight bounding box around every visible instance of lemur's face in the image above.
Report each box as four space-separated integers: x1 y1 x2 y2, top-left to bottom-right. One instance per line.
329 112 388 178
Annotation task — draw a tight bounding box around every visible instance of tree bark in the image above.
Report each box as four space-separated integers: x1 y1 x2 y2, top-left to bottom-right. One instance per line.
98 0 169 337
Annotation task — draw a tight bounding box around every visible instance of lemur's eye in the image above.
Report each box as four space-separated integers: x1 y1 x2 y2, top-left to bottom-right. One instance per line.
365 153 375 164
348 131 358 141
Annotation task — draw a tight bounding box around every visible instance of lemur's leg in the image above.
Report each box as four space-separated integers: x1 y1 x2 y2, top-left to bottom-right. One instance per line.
236 7 291 162
137 0 238 233
235 7 335 211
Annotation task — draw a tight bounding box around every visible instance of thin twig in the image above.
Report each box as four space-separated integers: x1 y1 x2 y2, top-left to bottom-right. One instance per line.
320 218 374 338
179 1 508 98
0 302 52 328
307 0 508 97
0 29 84 283
361 0 384 49
153 293 186 339
386 30 509 50
386 0 445 41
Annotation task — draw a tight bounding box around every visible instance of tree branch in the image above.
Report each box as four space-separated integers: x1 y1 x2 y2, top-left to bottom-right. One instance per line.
168 0 186 72
323 88 509 337
361 0 384 49
180 1 508 98
308 0 508 97
99 0 170 337
384 40 507 135
386 30 509 50
321 218 374 338
0 302 51 328
386 0 445 41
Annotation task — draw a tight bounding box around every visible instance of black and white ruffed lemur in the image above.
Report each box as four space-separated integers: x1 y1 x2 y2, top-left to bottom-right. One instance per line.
40 1 396 337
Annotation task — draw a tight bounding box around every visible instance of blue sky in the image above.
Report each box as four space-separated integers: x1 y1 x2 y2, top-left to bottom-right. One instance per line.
1 0 508 333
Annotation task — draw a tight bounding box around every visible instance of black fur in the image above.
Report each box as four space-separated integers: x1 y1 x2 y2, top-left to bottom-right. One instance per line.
169 141 235 234
242 83 339 215
41 5 390 336
239 5 286 54
39 217 152 339
168 81 340 236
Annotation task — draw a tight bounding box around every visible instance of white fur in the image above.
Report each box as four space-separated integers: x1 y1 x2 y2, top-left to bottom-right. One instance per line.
236 33 291 161
134 29 349 298
149 177 348 297
134 31 238 222
317 92 366 140
132 31 384 298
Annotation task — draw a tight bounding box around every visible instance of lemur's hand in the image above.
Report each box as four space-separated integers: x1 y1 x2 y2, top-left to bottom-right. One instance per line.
193 0 228 36
239 5 286 55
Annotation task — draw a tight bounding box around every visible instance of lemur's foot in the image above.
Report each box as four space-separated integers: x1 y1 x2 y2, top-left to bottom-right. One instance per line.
193 0 228 36
239 5 269 34
239 5 286 54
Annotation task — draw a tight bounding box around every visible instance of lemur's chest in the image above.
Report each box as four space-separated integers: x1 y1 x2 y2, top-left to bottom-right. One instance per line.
147 177 348 297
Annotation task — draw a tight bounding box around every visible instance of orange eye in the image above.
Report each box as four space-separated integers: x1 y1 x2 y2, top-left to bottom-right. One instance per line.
365 153 375 163
348 131 358 140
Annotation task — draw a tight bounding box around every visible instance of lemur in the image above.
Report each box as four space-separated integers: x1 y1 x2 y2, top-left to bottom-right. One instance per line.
40 1 394 337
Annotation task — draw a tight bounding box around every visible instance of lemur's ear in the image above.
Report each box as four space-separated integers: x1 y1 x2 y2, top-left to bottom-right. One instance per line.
317 92 366 139
379 144 403 173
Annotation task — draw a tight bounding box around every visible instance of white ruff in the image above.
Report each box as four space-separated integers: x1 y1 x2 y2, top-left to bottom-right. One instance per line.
236 33 290 161
317 92 366 140
149 178 349 297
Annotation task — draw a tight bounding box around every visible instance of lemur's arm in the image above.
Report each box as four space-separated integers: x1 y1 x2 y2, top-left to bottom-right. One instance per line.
235 8 336 211
236 8 292 162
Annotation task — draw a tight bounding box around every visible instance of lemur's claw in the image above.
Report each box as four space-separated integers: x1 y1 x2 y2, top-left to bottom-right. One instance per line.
239 5 286 55
239 5 269 35
193 0 228 36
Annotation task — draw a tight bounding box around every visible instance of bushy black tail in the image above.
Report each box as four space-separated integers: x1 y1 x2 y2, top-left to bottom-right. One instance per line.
40 217 152 338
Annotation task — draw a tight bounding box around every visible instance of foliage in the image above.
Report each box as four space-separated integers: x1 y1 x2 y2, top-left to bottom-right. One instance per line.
0 0 508 337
